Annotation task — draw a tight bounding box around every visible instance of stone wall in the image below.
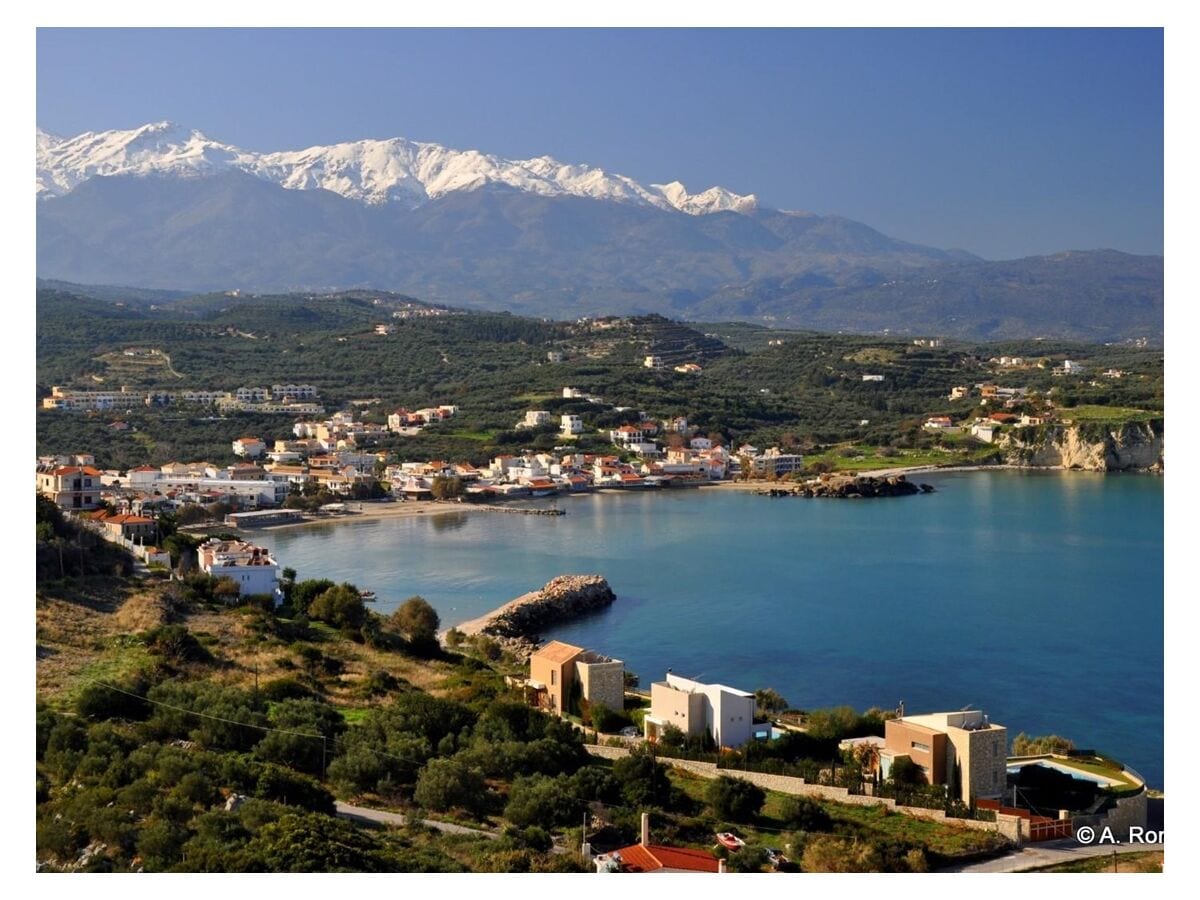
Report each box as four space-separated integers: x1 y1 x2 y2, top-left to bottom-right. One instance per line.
578 660 625 714
586 746 1005 836
1075 790 1149 842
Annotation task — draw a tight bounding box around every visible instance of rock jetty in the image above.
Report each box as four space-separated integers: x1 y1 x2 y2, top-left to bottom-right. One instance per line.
452 575 617 658
759 474 933 499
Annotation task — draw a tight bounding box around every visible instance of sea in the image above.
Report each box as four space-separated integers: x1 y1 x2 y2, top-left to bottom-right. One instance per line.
259 470 1165 787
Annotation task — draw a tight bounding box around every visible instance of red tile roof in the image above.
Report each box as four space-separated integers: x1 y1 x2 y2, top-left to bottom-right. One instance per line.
615 844 720 873
48 465 102 476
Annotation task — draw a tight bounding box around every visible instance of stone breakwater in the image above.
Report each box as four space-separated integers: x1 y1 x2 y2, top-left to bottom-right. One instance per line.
759 474 934 499
468 504 565 516
452 575 616 658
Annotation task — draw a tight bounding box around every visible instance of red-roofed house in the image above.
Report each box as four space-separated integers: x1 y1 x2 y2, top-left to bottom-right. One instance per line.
96 512 158 542
595 814 723 873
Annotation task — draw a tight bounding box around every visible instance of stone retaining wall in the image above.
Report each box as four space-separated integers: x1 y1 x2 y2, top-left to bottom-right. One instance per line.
586 745 1009 837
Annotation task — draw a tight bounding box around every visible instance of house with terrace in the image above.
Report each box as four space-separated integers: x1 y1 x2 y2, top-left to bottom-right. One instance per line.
881 709 1008 805
527 640 625 719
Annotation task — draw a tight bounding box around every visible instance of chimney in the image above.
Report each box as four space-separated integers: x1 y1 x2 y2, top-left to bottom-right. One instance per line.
640 812 649 847
718 859 727 874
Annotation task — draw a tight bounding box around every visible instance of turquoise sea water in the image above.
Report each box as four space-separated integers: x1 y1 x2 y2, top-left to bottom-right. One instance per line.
261 471 1165 787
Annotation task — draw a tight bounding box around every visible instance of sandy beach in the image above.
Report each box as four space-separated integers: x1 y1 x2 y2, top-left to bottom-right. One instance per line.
448 589 541 638
234 499 487 534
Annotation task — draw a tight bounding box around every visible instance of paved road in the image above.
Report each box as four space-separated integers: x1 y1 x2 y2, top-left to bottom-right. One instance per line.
946 839 1163 872
335 801 499 839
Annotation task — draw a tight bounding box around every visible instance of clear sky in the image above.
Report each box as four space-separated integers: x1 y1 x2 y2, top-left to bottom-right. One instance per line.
35 27 1163 260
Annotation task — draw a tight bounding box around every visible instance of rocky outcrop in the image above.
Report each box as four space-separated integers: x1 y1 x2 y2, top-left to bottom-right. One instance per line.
764 474 930 499
998 421 1163 472
452 575 617 657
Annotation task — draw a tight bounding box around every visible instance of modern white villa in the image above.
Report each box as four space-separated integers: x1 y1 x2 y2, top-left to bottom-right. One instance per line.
643 672 761 749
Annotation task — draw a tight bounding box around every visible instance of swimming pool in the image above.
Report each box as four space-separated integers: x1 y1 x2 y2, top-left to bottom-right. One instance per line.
1007 759 1125 788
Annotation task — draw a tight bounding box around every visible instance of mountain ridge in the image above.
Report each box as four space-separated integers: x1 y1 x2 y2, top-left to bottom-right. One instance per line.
34 125 1162 342
36 121 758 215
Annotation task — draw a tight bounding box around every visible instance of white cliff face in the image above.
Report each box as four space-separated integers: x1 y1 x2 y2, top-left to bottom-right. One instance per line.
36 122 758 216
998 422 1164 471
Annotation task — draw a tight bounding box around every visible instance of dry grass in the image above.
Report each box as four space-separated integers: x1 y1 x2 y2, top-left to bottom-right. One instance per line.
38 578 466 713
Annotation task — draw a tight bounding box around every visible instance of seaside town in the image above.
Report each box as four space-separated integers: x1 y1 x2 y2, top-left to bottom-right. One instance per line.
34 356 1159 873
38 359 1106 522
30 22 1169 878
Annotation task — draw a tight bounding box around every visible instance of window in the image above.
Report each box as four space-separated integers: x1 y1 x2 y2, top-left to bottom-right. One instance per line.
550 671 556 686
912 741 930 752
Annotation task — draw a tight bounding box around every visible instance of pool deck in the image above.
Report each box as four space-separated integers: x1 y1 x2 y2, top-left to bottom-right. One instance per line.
1006 755 1141 790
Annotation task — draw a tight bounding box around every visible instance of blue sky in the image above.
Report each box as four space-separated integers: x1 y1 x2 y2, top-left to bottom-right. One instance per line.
35 28 1163 259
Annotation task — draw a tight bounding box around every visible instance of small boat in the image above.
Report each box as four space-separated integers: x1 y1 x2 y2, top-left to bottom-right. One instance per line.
716 832 745 851
360 591 377 603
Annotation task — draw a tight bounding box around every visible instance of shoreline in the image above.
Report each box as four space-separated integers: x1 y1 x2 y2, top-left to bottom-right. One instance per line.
223 500 489 534
449 589 541 639
227 462 1152 537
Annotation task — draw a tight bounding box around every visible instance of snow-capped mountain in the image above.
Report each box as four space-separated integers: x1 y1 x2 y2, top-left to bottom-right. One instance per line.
36 121 758 215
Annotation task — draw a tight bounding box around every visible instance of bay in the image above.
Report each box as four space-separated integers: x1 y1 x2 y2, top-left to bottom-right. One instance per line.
261 470 1164 787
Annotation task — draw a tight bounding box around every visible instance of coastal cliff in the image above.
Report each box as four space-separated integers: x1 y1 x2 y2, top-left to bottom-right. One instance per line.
997 421 1163 472
453 575 617 658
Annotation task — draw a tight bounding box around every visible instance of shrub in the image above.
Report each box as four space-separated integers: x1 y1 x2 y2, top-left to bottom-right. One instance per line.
778 795 832 832
707 776 765 823
588 703 626 734
142 624 210 664
76 675 152 722
413 758 487 816
390 596 440 647
308 584 367 631
504 774 583 827
258 678 317 702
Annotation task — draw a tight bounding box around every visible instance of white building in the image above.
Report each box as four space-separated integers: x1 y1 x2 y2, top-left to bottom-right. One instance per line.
198 539 283 603
271 384 319 400
862 374 885 382
751 447 803 477
41 386 140 411
232 436 266 458
643 355 663 369
644 673 759 749
235 387 271 403
562 387 585 399
547 351 564 363
149 477 289 507
521 410 552 429
561 414 584 436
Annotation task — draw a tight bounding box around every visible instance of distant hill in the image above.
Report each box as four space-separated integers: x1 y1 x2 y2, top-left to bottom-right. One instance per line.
691 250 1164 343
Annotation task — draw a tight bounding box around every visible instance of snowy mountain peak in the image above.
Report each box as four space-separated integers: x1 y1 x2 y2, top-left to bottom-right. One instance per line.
36 123 759 215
